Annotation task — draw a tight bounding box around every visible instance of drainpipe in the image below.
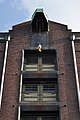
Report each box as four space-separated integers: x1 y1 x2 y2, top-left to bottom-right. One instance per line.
18 50 24 120
19 50 24 102
71 35 80 111
0 36 10 108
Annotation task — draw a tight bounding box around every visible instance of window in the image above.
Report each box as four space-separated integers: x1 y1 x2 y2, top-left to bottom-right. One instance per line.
22 84 38 102
23 50 57 72
19 50 59 120
21 80 58 103
21 112 59 120
24 57 55 72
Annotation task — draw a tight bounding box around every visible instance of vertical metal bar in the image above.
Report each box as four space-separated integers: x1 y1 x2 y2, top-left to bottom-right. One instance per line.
18 106 21 120
38 57 42 71
19 50 24 102
0 36 10 108
21 50 24 72
39 84 43 101
19 75 23 103
37 116 42 120
18 50 24 120
71 40 80 111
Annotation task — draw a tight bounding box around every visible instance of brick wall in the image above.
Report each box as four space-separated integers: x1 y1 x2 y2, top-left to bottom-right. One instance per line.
49 21 80 120
0 21 80 120
0 22 32 120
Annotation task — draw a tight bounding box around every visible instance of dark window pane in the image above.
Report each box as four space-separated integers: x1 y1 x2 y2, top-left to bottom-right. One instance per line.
22 84 38 102
23 84 37 92
25 56 38 64
42 55 54 64
21 116 58 120
43 116 57 120
21 116 37 120
43 84 56 92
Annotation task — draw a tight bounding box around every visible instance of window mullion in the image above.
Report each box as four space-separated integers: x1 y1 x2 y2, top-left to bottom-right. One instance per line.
38 57 42 71
40 84 43 101
37 116 42 120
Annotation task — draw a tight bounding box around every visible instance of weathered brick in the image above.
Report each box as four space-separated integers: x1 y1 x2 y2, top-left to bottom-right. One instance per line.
0 20 80 120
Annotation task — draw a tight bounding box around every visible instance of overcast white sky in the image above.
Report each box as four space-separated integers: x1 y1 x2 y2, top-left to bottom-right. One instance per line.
0 0 80 32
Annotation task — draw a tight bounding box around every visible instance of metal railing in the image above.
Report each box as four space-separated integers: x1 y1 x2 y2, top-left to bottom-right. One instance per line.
23 64 55 72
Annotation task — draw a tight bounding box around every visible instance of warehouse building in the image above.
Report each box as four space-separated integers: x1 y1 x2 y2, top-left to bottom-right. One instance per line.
0 9 80 120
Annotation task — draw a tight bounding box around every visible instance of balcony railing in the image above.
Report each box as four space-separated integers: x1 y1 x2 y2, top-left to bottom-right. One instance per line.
22 92 57 103
23 64 55 72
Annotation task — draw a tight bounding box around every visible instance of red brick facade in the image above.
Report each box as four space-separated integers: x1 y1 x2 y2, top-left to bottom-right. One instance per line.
0 13 80 120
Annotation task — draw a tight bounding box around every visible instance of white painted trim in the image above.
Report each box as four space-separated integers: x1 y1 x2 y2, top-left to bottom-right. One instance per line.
0 37 5 40
75 37 80 40
19 74 23 102
71 40 80 111
0 36 10 108
21 50 24 72
18 106 21 120
19 50 24 102
18 50 24 120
